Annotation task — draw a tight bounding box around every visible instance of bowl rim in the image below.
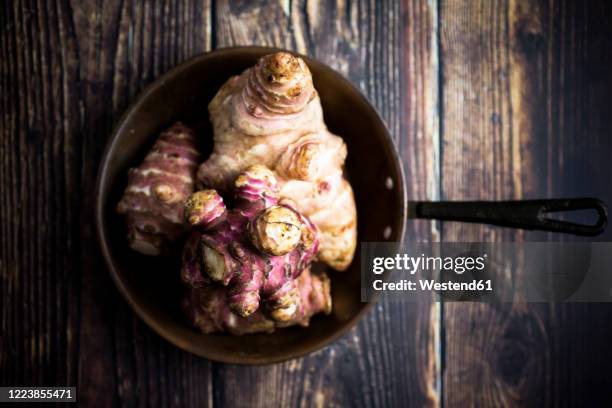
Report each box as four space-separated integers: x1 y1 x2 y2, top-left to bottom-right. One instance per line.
94 45 408 365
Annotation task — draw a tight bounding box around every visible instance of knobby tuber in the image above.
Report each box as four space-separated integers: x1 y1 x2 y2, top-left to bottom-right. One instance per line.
117 122 201 255
114 55 346 336
181 165 319 321
182 267 332 335
197 52 357 271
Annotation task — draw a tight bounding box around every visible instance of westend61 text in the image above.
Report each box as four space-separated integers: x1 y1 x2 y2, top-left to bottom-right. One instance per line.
372 279 493 292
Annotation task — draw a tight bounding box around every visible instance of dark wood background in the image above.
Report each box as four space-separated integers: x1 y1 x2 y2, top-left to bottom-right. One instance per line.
1 0 612 406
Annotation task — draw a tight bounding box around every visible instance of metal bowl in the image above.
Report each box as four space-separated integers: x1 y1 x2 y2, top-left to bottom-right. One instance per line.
95 46 406 364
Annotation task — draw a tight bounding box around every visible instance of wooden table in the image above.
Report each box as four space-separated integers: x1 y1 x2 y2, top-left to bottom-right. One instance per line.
2 1 612 406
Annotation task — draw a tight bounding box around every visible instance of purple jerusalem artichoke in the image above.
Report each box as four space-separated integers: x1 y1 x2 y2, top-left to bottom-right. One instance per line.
181 165 319 321
117 122 201 255
182 267 332 335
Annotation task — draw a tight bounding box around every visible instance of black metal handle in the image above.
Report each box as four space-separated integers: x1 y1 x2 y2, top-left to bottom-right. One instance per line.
409 198 608 236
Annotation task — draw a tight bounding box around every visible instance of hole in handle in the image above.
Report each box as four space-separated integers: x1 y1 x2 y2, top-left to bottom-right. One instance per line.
543 209 602 226
538 198 608 236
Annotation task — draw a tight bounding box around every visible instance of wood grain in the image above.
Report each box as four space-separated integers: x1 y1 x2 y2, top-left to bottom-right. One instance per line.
514 1 612 405
0 0 439 406
440 0 612 406
1 0 214 406
74 1 215 406
212 1 440 407
439 3 527 405
3 0 610 406
0 0 83 389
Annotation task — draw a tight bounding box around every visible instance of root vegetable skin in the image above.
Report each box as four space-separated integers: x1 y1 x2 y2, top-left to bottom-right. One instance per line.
117 122 200 255
182 268 332 335
182 165 319 321
197 52 357 271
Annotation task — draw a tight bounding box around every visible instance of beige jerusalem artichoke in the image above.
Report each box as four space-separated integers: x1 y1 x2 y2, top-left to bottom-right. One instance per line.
197 52 357 271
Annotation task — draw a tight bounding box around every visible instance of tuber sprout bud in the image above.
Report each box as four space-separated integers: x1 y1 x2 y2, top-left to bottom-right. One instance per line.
201 244 228 282
249 205 302 256
234 164 279 205
227 289 261 317
261 52 306 84
281 140 324 181
270 303 298 322
153 184 179 203
184 189 227 229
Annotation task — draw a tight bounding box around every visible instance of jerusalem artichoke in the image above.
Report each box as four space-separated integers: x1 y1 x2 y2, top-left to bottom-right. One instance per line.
117 122 201 255
197 52 357 271
181 165 319 321
182 268 332 335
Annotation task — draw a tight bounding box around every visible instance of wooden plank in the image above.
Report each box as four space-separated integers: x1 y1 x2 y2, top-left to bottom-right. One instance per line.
440 0 612 406
73 1 214 406
0 0 84 388
512 1 612 405
0 0 214 406
439 2 525 405
212 1 440 407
